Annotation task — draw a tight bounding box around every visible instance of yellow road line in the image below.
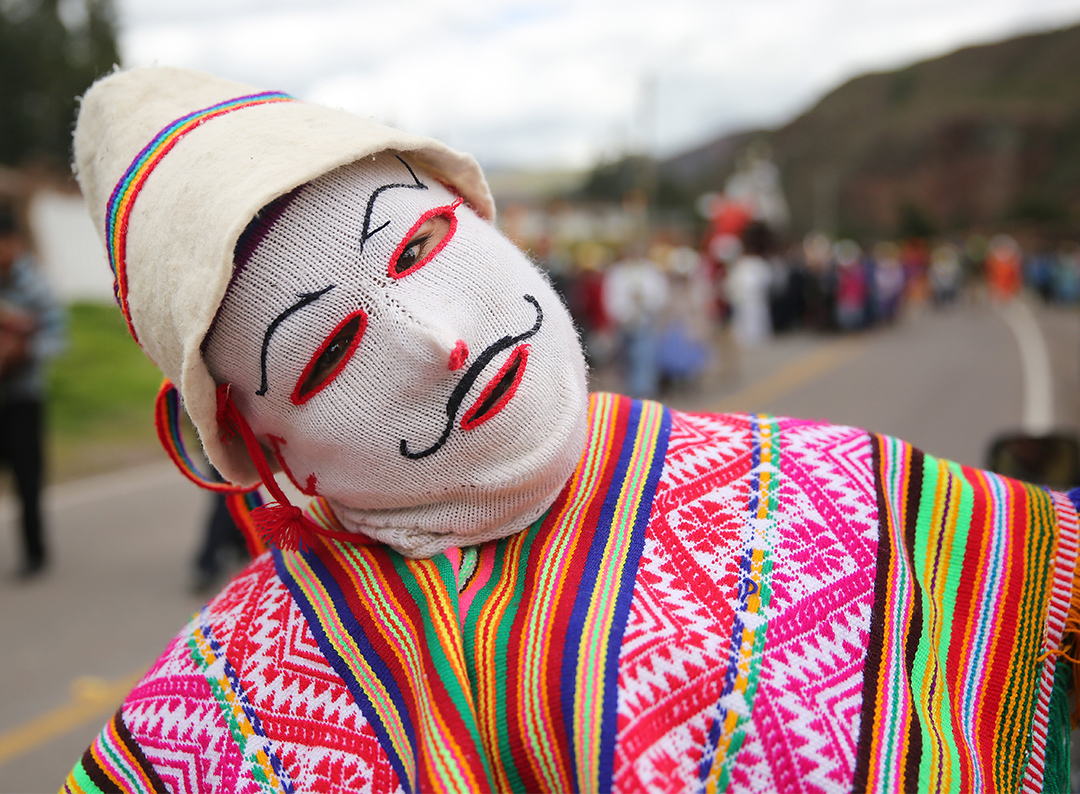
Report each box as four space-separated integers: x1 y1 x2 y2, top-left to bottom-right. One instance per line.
710 337 867 414
0 671 143 768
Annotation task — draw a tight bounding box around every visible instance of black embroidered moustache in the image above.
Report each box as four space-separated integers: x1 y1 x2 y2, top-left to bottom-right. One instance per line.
399 294 543 460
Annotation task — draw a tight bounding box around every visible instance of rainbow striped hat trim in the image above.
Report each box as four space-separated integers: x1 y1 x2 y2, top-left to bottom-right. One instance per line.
104 91 294 342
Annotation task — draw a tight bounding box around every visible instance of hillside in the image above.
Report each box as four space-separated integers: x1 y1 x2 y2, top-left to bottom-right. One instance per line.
658 22 1080 240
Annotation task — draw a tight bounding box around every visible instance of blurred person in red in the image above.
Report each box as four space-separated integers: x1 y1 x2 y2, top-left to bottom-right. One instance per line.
986 233 1023 302
834 239 868 332
0 200 64 579
565 241 613 367
700 193 751 324
901 237 931 305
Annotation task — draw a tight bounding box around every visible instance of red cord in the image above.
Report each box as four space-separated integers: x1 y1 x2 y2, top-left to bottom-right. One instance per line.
216 385 379 551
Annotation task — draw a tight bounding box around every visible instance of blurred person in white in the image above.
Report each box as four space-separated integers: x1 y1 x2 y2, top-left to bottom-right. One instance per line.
0 200 64 579
602 242 668 398
65 67 1080 794
655 244 711 389
726 220 773 347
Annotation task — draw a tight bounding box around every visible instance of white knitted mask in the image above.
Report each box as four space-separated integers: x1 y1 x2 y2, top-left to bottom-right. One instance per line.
203 153 589 557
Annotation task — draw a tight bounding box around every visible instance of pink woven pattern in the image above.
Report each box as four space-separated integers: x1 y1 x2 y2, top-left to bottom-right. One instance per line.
121 632 256 794
736 419 877 794
117 554 400 793
612 411 879 794
615 410 753 791
229 557 396 792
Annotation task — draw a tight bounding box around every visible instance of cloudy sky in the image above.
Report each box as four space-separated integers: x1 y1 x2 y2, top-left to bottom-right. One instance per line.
116 0 1080 170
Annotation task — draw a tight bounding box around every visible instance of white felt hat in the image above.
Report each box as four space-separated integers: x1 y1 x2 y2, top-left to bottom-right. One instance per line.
73 66 495 486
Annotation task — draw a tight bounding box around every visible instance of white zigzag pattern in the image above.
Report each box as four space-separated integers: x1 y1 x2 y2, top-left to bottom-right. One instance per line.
238 570 391 792
612 412 879 794
728 721 776 793
734 422 877 793
743 601 872 794
619 436 753 697
619 557 679 661
120 556 397 793
120 567 272 794
139 745 209 794
780 422 877 545
615 411 755 792
658 412 749 494
617 708 716 793
124 666 254 794
242 574 363 728
619 538 731 717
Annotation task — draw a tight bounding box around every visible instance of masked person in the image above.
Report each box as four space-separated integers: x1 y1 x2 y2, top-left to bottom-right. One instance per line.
64 68 1079 794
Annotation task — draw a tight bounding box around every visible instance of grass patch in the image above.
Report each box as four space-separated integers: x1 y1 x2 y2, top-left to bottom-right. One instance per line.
46 303 167 481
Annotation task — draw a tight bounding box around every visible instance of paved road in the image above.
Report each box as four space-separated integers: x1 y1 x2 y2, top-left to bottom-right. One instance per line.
0 294 1076 793
0 465 211 793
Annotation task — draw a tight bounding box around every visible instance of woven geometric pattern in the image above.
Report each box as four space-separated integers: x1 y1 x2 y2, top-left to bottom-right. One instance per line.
613 411 879 794
118 555 400 794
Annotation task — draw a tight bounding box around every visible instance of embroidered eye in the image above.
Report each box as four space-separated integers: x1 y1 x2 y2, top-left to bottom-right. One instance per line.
291 309 368 405
388 199 462 279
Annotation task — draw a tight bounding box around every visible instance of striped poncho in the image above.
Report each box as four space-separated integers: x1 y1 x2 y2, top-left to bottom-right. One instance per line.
64 393 1079 793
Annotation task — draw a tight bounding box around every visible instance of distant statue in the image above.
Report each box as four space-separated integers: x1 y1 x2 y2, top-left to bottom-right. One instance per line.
724 140 790 231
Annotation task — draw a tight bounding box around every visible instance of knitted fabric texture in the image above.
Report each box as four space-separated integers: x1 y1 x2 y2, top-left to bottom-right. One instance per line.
203 153 588 557
64 396 1079 793
72 66 494 486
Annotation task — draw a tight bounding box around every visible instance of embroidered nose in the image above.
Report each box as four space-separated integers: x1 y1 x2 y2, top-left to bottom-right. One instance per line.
448 339 469 371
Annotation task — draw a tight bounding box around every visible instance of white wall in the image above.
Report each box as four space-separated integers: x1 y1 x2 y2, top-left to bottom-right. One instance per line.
28 190 114 304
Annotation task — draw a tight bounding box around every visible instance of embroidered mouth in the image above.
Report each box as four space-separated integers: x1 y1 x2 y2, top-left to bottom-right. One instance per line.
460 344 530 430
399 294 543 460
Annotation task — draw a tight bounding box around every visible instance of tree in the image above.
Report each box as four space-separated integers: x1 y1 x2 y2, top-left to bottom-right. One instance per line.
0 0 120 170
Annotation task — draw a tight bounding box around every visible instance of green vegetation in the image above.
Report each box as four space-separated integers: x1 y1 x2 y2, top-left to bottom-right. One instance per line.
0 0 119 169
47 302 165 480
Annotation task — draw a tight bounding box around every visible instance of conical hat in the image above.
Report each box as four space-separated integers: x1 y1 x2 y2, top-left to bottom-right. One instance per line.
73 66 494 485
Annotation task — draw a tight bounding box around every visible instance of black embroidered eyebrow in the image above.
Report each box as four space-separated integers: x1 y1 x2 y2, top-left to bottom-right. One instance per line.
256 285 335 397
359 155 428 253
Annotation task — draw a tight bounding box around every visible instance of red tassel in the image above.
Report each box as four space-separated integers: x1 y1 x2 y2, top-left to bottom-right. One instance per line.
252 502 316 551
216 384 239 440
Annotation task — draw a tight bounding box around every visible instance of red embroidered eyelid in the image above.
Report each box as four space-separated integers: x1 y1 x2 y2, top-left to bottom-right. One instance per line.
460 344 531 431
290 308 368 406
387 198 463 280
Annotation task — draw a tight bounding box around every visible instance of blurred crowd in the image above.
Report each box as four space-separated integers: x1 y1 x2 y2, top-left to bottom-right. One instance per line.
531 221 1080 400
496 143 1080 400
